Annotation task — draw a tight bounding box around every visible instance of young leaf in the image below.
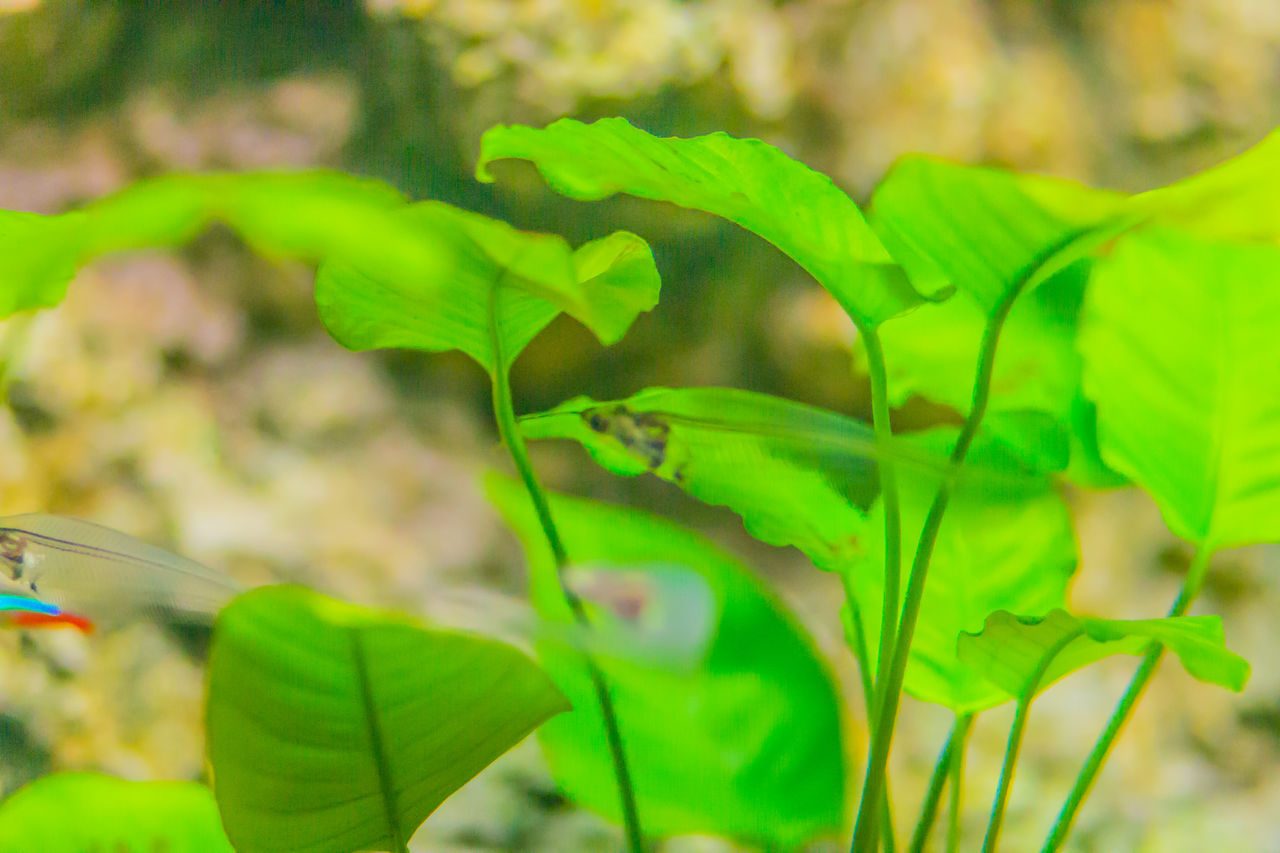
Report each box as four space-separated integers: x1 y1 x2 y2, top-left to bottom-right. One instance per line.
476 116 941 328
958 609 1250 699
314 202 659 376
1080 229 1280 548
520 387 1045 574
842 429 1077 714
206 585 569 853
864 158 1131 484
486 475 846 849
0 772 234 853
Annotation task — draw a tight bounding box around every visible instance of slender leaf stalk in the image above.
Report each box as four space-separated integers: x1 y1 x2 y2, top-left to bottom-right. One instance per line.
851 292 1015 852
1041 545 1215 852
488 290 645 853
860 327 902 853
946 718 972 853
982 630 1082 853
908 714 972 853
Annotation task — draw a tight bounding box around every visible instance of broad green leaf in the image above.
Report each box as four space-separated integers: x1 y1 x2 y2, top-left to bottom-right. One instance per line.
1129 128 1280 242
520 387 1045 575
1080 229 1280 547
842 429 1077 714
958 609 1250 700
0 773 234 853
863 157 1131 484
315 203 659 375
206 585 569 853
486 475 845 849
476 116 943 327
0 171 431 318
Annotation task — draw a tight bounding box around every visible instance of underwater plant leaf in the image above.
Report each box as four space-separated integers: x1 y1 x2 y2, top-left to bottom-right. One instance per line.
863 158 1131 484
521 387 1046 575
842 429 1077 714
315 202 659 375
958 609 1250 700
0 772 234 853
0 171 430 318
477 116 940 327
1080 229 1280 548
206 585 568 853
486 475 845 849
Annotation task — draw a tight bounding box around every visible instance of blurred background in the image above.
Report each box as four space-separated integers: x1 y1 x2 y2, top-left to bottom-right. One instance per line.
1 1 1280 850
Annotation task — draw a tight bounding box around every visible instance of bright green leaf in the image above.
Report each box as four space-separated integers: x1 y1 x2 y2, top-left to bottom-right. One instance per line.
486 475 846 849
477 116 942 327
315 202 659 375
843 429 1077 714
958 609 1250 700
1080 229 1280 547
0 773 234 853
206 585 569 853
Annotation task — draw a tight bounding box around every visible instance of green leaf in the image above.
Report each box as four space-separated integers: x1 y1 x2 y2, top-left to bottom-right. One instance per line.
521 387 1045 575
0 772 234 853
486 475 846 849
1080 229 1280 547
863 157 1132 484
315 202 659 375
206 585 569 853
477 116 942 327
842 429 1077 714
0 171 430 318
958 609 1250 700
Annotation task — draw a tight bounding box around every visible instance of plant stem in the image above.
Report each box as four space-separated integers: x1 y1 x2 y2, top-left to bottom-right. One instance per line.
983 630 1081 853
488 294 645 853
1040 545 1214 852
859 328 903 853
908 714 972 853
851 293 1015 852
946 718 972 853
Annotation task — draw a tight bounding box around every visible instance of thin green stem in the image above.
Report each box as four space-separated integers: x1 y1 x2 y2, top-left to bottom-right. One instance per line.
860 327 902 853
983 631 1082 853
908 714 972 853
946 718 972 853
1041 545 1215 852
488 290 645 853
851 293 1015 852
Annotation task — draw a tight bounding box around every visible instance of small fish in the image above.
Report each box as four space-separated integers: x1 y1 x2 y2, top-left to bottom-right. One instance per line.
0 593 94 633
0 514 242 626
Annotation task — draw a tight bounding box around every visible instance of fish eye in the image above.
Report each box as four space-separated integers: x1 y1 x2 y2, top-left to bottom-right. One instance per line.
586 412 608 432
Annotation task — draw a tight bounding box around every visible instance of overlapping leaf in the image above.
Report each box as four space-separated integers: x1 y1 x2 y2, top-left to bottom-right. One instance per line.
486 475 846 849
477 116 942 327
958 609 1250 700
0 773 234 853
315 203 658 374
841 429 1077 714
1080 229 1280 548
206 585 568 853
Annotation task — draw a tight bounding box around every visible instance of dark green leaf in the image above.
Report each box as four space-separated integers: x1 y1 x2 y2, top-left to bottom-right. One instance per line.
486 475 846 849
1080 229 1280 547
315 202 659 375
958 609 1250 699
206 585 568 853
477 116 941 327
0 772 234 853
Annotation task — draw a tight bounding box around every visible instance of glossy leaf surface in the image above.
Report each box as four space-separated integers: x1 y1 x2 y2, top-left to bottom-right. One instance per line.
1080 229 1280 547
958 609 1250 699
206 585 568 853
486 475 846 849
0 773 234 853
842 429 1077 714
477 116 941 327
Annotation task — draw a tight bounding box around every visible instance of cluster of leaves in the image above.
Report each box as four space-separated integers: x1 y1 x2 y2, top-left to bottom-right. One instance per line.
0 115 1277 853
